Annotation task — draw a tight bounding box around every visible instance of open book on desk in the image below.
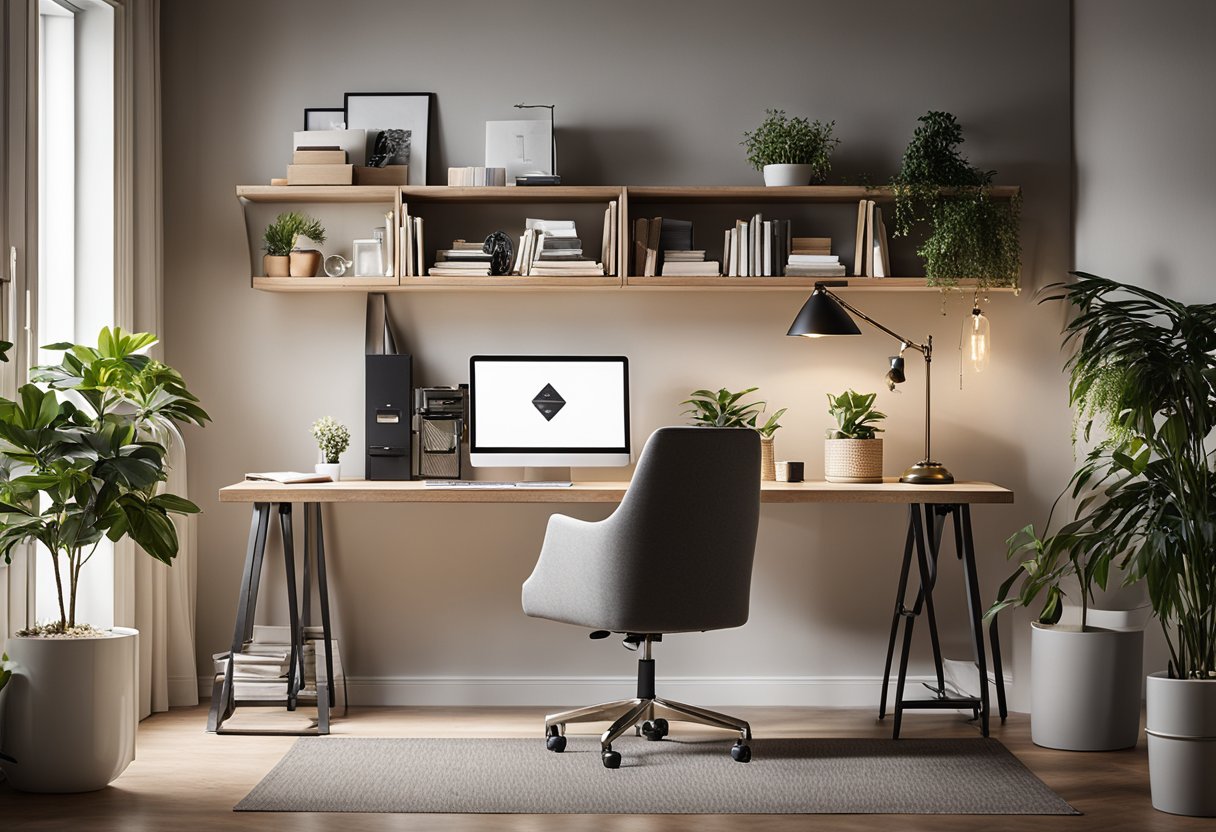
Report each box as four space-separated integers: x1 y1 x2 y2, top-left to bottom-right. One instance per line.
245 471 332 484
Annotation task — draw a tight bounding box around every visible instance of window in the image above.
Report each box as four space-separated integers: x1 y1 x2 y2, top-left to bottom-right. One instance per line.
35 0 116 627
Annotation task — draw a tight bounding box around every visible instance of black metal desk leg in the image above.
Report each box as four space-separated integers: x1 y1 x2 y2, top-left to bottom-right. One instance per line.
959 505 992 736
922 505 949 695
277 503 302 710
880 509 917 720
315 503 336 715
893 504 932 739
207 502 270 733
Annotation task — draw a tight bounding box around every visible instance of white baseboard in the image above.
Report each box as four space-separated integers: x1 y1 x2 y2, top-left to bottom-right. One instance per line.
198 673 1012 708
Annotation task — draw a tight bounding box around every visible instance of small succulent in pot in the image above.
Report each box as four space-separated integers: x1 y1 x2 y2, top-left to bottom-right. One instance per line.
262 212 327 277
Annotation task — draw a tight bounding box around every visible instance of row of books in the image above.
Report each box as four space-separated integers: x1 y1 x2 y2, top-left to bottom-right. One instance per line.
853 199 892 277
212 624 345 710
446 167 507 187
632 218 722 276
399 213 427 276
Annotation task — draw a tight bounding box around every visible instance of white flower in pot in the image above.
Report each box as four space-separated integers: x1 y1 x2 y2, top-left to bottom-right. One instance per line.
741 109 839 187
823 390 885 483
0 329 209 792
681 387 787 480
311 416 350 482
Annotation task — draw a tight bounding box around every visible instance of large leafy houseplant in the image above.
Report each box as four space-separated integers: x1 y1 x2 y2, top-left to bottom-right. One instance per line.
0 328 210 632
890 111 1021 290
988 273 1215 679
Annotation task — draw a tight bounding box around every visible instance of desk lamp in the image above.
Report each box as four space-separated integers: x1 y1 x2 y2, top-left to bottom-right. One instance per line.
787 281 953 484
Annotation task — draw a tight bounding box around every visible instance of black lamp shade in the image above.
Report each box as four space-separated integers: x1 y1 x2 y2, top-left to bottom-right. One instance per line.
786 289 862 337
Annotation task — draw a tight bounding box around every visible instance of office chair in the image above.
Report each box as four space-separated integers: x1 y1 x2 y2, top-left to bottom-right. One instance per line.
522 426 761 769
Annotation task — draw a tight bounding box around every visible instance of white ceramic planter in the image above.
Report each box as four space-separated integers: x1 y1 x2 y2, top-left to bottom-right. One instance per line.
762 164 813 186
0 627 139 792
1029 622 1143 750
315 462 341 481
1146 671 1216 816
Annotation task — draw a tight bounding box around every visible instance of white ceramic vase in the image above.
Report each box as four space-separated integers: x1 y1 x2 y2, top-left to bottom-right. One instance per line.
0 627 139 792
315 462 341 482
1029 621 1143 750
1146 671 1216 816
762 164 813 186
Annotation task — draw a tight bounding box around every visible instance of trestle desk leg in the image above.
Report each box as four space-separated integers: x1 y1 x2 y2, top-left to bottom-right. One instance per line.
959 505 992 737
880 511 917 720
208 502 270 733
277 503 302 710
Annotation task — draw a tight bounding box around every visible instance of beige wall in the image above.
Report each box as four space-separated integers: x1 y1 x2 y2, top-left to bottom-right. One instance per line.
162 0 1074 708
1073 0 1216 671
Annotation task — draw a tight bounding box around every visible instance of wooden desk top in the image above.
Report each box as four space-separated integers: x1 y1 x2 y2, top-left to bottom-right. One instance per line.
219 478 1013 505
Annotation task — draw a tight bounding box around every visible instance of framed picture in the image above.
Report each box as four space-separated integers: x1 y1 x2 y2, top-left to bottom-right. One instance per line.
304 107 345 131
344 92 434 185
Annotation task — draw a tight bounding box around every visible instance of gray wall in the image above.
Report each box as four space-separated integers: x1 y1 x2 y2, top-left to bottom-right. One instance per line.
162 0 1073 708
1073 0 1216 669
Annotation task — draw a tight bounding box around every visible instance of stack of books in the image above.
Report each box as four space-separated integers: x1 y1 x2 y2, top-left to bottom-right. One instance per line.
514 218 605 276
430 239 492 276
446 167 507 187
853 199 891 277
784 236 845 277
213 624 346 711
285 147 353 186
661 250 721 276
633 217 701 276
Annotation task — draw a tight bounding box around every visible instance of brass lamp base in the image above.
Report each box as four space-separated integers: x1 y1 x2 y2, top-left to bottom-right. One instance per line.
899 461 955 485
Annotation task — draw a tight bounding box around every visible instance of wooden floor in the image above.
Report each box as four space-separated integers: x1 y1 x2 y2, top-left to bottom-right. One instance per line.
1 704 1204 831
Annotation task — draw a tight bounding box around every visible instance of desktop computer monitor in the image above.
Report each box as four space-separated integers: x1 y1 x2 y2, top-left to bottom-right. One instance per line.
469 355 630 469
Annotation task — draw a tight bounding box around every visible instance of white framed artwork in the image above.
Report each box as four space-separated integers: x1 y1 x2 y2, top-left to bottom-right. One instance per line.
344 92 433 185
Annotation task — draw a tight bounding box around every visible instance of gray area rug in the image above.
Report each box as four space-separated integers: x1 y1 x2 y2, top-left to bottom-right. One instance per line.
236 736 1079 814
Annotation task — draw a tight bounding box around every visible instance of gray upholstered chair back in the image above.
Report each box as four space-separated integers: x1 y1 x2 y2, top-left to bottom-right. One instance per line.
522 426 761 634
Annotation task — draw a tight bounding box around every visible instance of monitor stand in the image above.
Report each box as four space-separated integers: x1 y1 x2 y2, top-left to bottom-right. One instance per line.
521 466 572 484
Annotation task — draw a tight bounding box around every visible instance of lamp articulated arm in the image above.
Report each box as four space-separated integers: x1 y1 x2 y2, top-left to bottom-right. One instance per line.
815 284 944 480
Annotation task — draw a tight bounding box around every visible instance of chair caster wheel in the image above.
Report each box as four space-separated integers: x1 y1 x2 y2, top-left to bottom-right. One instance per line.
641 718 669 740
602 748 622 769
546 734 567 752
731 741 751 763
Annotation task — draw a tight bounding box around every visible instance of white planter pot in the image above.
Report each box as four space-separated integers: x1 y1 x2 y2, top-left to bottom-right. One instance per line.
762 164 814 186
1030 622 1143 750
1146 671 1216 816
315 462 341 481
0 627 139 792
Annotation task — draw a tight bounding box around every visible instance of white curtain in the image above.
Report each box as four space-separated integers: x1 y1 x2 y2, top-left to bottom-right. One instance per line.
112 0 198 717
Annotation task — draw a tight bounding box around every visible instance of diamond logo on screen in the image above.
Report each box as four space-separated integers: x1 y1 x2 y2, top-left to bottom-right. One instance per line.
532 383 566 421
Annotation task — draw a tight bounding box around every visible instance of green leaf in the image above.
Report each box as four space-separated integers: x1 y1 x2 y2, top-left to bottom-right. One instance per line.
150 493 201 514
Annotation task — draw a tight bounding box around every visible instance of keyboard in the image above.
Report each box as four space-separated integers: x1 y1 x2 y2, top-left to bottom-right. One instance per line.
423 480 573 489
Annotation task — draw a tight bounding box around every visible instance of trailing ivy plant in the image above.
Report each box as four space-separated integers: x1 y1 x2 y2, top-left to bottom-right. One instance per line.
741 110 839 181
890 111 1021 289
987 274 1216 679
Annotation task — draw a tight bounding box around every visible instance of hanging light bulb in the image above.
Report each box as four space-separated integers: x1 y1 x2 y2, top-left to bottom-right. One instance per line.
969 304 991 372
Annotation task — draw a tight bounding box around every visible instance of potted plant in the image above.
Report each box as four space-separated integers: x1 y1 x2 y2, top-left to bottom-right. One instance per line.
311 416 350 481
741 109 839 187
890 111 1021 290
0 328 208 792
990 274 1215 811
823 390 885 483
0 652 14 764
682 387 786 480
262 211 326 277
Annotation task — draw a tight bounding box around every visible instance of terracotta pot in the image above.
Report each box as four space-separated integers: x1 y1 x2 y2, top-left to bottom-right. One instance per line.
824 438 883 483
289 249 323 277
263 254 290 277
760 436 776 481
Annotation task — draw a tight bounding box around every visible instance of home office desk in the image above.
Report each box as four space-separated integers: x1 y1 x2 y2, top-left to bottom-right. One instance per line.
210 479 1013 738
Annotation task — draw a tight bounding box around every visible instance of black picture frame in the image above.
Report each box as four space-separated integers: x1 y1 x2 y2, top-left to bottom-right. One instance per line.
343 92 435 185
303 107 345 131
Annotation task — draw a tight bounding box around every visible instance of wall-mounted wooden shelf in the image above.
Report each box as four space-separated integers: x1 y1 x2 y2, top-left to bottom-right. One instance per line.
235 185 1022 293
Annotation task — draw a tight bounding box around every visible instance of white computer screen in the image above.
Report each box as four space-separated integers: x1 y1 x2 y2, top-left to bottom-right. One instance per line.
470 356 629 452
